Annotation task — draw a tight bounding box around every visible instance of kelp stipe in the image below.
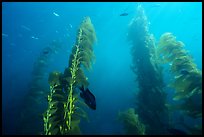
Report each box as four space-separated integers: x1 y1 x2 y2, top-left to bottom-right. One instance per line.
43 16 96 135
44 72 66 135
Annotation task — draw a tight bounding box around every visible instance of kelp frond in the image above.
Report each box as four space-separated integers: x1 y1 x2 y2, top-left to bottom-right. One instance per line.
44 16 96 135
118 108 146 135
157 32 202 119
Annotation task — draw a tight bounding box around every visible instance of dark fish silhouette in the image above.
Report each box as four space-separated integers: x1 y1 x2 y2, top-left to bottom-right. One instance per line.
167 128 187 135
79 86 96 110
120 13 128 16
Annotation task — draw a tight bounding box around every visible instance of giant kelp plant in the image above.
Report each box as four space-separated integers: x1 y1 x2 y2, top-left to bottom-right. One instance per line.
123 5 169 134
43 16 96 135
157 32 202 134
18 40 63 134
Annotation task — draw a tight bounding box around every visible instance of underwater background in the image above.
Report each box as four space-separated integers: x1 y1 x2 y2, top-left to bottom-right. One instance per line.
2 2 202 135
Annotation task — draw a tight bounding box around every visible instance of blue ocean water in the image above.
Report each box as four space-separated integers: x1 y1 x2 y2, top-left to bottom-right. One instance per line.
2 2 202 135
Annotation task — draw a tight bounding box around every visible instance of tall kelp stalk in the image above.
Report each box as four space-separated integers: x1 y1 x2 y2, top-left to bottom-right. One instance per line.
126 5 169 134
43 16 96 135
157 33 202 135
18 40 62 134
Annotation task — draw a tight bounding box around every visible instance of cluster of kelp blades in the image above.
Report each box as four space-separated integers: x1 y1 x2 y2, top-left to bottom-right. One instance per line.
43 16 96 135
118 5 201 135
18 40 63 134
19 5 201 135
157 33 202 119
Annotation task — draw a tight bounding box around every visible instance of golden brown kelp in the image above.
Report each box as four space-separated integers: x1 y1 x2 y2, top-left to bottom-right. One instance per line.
157 32 202 134
118 108 145 135
44 16 96 135
126 5 169 134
